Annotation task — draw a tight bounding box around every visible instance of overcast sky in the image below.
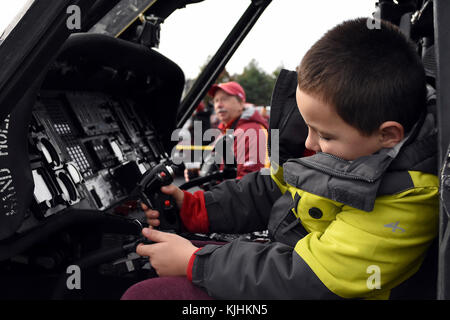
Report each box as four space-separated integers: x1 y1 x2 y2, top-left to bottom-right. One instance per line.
157 0 375 79
0 1 375 79
0 1 28 34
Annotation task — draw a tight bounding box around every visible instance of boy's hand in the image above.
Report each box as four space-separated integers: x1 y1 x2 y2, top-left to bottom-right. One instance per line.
142 184 184 228
136 228 197 277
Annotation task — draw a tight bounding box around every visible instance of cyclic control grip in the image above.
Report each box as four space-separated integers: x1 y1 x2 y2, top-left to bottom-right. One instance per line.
133 162 181 232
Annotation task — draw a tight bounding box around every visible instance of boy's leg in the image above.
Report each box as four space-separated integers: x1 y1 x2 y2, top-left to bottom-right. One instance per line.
121 276 213 300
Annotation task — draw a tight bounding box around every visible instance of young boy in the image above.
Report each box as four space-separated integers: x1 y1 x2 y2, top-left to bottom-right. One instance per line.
122 18 438 300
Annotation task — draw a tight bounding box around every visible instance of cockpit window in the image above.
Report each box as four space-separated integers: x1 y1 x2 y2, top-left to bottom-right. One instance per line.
0 0 35 45
89 0 156 37
154 0 249 81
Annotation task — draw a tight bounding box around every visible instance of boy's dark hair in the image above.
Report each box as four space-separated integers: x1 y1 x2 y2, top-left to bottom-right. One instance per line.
298 18 426 135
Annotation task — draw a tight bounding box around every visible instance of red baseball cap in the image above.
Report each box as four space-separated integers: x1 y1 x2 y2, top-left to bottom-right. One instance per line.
208 81 246 102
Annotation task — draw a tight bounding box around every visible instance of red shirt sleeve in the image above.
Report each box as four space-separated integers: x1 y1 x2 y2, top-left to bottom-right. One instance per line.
186 248 202 282
179 190 210 233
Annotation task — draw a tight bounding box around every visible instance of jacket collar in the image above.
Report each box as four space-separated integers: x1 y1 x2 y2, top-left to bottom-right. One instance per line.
282 109 436 212
218 116 240 132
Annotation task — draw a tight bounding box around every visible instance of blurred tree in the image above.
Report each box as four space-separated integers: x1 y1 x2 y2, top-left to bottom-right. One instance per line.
234 59 280 106
188 57 284 106
272 65 283 83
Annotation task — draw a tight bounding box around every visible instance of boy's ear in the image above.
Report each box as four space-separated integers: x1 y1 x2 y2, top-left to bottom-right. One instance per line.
378 121 405 148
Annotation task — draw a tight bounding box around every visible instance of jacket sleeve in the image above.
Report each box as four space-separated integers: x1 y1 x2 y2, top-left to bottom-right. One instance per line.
179 166 283 234
190 238 341 299
202 168 283 234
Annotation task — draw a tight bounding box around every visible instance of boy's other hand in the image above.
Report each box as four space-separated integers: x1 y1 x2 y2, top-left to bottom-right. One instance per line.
136 228 197 277
161 184 184 208
142 202 160 228
141 184 185 228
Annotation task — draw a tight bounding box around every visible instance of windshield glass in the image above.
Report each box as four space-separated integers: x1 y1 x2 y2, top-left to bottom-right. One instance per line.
155 0 373 83
0 0 35 44
89 0 156 37
156 0 249 82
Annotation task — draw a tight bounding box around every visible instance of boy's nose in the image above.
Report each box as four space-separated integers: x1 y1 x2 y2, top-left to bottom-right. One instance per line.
305 134 321 152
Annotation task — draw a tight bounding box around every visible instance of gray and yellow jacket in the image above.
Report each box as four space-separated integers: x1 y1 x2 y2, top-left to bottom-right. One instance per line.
181 99 439 301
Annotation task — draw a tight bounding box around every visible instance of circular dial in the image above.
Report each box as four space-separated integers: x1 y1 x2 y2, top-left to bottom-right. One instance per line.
37 138 61 168
56 172 78 203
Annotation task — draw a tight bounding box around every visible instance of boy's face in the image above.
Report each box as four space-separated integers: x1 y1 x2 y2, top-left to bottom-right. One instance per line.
213 89 244 125
296 87 384 161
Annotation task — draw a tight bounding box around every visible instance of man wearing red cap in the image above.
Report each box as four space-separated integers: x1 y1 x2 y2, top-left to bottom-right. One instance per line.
207 81 269 179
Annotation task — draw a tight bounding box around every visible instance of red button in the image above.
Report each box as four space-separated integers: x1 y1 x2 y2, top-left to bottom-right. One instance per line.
164 200 171 207
160 172 166 177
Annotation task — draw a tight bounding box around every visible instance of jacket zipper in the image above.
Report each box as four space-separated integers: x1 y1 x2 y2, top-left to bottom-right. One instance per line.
293 154 377 183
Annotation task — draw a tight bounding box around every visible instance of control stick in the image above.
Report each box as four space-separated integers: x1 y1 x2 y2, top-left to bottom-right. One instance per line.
130 161 181 232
